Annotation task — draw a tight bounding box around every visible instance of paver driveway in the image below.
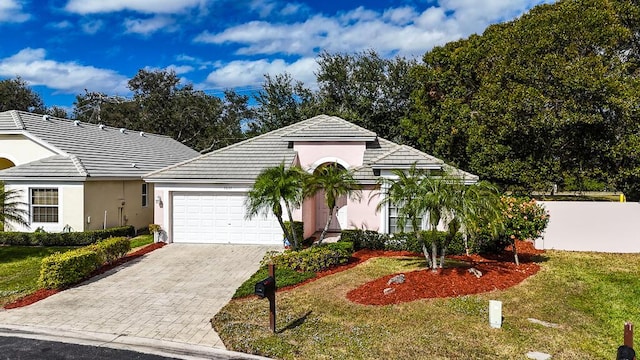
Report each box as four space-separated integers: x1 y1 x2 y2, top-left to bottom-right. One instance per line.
0 244 279 348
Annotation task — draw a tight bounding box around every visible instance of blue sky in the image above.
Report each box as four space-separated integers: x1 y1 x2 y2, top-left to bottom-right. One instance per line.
0 0 555 110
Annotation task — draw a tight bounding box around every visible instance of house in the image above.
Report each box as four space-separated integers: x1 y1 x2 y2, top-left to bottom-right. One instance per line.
0 110 200 232
145 115 477 245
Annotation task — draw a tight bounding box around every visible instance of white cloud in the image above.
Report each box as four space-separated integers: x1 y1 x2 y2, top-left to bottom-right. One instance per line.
0 0 29 23
0 48 129 95
205 57 317 89
64 0 206 14
124 16 175 35
81 19 104 34
49 20 74 29
165 64 195 75
195 1 552 57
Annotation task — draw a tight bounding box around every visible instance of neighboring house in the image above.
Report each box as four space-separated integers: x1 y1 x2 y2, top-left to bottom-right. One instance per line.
0 110 200 232
145 115 477 245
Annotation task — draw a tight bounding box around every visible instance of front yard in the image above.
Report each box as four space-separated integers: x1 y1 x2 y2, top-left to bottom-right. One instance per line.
0 246 73 307
213 251 640 359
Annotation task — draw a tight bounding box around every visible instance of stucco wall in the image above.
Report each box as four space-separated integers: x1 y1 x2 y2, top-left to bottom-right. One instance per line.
4 182 84 232
537 201 640 253
294 141 366 169
0 134 56 166
84 180 153 231
345 187 381 231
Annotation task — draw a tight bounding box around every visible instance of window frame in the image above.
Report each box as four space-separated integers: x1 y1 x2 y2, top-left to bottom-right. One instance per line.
141 183 148 207
30 188 59 224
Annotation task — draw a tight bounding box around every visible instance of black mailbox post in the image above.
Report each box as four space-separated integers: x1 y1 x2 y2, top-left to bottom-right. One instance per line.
254 263 277 332
254 276 275 298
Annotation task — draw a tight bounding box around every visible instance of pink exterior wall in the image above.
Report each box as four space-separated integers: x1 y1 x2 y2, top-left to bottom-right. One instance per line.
345 187 381 231
294 141 366 169
537 201 640 253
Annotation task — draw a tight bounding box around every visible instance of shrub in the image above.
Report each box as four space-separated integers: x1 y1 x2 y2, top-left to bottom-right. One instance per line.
261 245 351 273
340 229 389 250
90 237 131 264
38 248 102 289
0 226 135 246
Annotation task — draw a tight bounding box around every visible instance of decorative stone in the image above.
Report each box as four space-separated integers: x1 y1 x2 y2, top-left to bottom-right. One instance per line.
383 287 395 295
526 351 552 360
387 274 405 285
528 318 561 328
468 267 483 278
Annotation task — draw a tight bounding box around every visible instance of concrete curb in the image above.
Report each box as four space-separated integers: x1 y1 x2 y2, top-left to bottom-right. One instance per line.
0 324 271 360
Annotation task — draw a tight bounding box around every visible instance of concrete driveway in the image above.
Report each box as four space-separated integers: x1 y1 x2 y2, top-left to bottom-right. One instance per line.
0 244 278 350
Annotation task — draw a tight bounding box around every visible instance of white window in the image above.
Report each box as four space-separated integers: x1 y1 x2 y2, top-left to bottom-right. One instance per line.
388 203 424 234
142 183 148 207
31 188 59 223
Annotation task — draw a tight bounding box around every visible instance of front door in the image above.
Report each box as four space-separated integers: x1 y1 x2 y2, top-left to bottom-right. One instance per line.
315 191 347 232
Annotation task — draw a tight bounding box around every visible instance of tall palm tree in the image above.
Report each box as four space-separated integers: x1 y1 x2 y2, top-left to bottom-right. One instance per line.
307 163 361 244
245 163 308 250
420 174 453 271
0 185 29 231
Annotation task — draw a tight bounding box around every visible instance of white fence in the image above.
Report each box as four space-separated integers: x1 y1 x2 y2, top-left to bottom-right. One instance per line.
536 201 640 253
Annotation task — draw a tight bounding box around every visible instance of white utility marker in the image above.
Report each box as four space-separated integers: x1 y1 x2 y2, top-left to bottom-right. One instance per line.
489 300 502 328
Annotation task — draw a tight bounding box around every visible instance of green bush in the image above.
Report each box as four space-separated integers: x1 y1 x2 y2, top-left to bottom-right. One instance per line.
0 226 135 246
261 245 351 273
233 266 316 298
340 229 389 250
38 248 102 289
90 237 131 264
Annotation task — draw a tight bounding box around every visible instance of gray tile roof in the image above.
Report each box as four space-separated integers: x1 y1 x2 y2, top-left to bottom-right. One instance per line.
0 110 200 180
281 115 376 141
145 115 478 184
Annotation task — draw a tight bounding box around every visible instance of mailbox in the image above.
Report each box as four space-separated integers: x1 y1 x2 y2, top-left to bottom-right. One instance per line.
254 276 276 298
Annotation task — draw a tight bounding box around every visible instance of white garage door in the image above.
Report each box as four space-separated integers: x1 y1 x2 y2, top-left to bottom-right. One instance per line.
172 192 283 244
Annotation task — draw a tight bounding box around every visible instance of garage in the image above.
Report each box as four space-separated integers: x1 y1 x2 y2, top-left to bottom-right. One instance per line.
171 192 283 244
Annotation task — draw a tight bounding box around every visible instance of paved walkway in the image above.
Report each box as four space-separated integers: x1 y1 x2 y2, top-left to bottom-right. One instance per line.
0 244 278 351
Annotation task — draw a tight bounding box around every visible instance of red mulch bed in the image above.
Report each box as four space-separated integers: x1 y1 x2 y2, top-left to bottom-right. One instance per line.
3 242 165 309
347 241 544 305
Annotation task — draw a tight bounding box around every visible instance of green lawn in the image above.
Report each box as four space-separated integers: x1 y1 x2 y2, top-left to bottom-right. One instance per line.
213 251 640 359
129 234 153 249
0 246 74 307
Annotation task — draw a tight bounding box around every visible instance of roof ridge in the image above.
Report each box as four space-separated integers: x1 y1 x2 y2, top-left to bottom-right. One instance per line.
330 115 377 135
279 115 329 137
70 155 89 176
145 117 316 177
368 143 403 165
9 110 25 129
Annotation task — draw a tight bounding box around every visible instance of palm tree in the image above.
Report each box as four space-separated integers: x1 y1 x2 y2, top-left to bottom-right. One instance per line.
0 185 29 231
307 163 361 244
443 180 503 264
245 163 308 250
420 174 453 271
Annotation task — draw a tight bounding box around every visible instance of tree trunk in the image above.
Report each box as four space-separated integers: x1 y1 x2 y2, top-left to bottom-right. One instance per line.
512 240 520 266
463 234 470 256
276 216 294 249
318 207 334 244
431 239 438 272
421 242 432 269
285 204 299 250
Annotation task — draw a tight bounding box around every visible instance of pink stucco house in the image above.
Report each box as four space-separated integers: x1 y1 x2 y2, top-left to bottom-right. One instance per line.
144 115 477 245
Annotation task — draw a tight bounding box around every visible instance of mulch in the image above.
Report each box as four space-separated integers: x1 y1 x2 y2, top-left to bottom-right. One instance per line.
3 242 165 309
346 241 543 305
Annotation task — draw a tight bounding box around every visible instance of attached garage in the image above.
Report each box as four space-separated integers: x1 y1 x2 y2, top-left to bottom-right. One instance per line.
171 192 283 244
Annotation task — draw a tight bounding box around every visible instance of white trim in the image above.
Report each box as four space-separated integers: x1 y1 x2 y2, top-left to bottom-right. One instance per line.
308 157 351 172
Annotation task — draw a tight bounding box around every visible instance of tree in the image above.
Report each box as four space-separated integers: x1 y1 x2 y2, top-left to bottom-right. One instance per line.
316 50 418 142
0 185 29 231
405 0 640 196
306 163 361 244
245 163 308 250
250 73 319 135
0 77 45 113
376 165 433 267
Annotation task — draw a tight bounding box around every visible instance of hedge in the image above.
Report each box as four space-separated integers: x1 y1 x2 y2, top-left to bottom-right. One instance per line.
261 243 353 273
38 248 102 289
0 226 135 246
339 229 467 255
89 237 131 264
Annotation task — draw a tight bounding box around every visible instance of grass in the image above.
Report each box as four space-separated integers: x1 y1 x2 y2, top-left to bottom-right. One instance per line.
0 246 74 307
234 266 316 298
213 251 640 359
129 234 153 249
